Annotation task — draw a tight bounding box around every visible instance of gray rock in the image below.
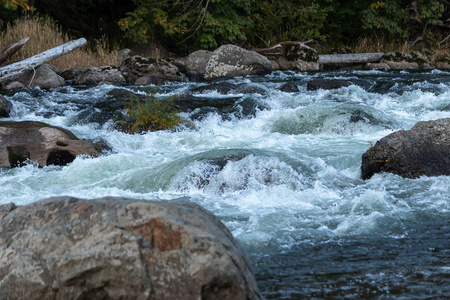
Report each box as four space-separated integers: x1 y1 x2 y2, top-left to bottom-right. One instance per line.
0 196 262 300
205 45 272 80
361 118 450 179
175 50 214 76
411 50 433 69
255 43 319 71
194 83 237 95
279 82 300 93
72 66 126 85
277 46 319 71
0 121 101 168
4 81 25 90
120 55 185 83
21 64 65 89
364 62 391 70
381 52 419 69
0 95 13 118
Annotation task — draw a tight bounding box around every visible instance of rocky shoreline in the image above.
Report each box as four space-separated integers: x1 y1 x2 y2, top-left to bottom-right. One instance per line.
1 43 449 91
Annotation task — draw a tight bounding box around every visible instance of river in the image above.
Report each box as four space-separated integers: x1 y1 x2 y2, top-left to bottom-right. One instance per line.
1 69 449 299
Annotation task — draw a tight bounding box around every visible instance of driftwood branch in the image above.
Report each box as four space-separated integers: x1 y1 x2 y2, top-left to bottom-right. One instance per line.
0 38 87 83
0 37 30 66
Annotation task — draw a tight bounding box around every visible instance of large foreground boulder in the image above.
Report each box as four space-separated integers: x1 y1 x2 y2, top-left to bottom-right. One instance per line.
361 118 450 179
205 45 272 80
0 197 262 300
0 121 101 168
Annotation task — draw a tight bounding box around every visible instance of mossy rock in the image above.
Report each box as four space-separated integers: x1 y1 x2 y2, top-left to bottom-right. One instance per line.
284 46 318 62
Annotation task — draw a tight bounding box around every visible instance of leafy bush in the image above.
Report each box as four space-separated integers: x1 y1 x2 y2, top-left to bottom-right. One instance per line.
118 89 182 133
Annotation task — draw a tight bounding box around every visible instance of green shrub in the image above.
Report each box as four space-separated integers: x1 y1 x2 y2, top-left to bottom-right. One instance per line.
119 89 182 133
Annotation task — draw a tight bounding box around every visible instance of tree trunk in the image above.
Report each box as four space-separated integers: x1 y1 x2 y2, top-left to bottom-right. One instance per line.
0 38 87 83
0 37 30 67
319 53 384 65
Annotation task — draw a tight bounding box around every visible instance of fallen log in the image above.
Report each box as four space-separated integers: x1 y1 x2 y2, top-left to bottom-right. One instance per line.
319 53 384 65
0 38 87 83
0 37 30 67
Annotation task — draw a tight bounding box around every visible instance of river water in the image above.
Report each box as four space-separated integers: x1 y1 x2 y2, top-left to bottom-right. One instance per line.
1 70 449 299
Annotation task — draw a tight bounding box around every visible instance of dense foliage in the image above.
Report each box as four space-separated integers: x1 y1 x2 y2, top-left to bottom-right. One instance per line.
1 0 448 54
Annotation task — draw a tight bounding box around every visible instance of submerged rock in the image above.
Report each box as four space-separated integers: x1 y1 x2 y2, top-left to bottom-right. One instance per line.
361 118 450 179
0 196 262 300
193 82 237 95
0 121 101 168
279 82 300 93
307 78 352 91
205 45 272 80
436 56 450 70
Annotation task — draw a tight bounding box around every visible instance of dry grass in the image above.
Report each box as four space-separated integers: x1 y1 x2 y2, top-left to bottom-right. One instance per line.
0 15 119 71
350 34 449 60
351 35 411 54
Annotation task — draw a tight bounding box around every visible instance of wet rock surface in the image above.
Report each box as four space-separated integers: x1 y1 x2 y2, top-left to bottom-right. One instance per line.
0 196 262 300
307 78 352 91
0 121 101 168
361 118 450 179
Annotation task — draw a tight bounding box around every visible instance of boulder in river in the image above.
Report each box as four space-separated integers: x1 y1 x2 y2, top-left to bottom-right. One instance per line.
0 121 101 168
120 55 185 84
205 45 272 80
361 118 450 179
0 196 262 300
0 95 13 117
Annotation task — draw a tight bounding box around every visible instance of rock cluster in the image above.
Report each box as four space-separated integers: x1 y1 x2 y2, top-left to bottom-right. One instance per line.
0 196 262 300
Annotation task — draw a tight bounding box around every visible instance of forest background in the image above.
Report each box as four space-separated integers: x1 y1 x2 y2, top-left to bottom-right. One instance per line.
0 0 449 66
